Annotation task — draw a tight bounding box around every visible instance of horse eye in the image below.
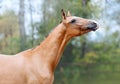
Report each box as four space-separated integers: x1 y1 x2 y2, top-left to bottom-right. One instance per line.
70 19 76 23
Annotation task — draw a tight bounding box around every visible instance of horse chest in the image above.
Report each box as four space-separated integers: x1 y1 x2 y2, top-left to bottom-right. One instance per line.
26 66 54 84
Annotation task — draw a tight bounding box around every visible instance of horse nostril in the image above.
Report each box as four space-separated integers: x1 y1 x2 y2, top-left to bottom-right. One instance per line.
92 22 97 27
87 22 98 31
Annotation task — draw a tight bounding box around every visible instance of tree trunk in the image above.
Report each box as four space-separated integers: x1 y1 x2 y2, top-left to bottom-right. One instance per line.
80 0 88 58
19 0 26 51
80 39 87 58
82 0 87 7
29 0 35 47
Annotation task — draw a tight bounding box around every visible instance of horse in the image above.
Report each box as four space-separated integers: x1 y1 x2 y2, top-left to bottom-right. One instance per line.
0 9 99 84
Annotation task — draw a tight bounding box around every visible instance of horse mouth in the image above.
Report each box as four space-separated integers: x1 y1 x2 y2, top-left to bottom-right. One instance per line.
90 27 98 31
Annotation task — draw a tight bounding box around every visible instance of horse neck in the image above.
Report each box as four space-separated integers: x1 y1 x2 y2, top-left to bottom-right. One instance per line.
31 23 70 71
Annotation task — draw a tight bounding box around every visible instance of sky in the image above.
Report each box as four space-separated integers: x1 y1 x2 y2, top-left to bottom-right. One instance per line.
0 0 43 21
0 0 43 34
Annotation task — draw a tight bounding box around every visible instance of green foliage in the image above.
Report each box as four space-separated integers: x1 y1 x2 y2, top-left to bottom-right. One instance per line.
0 35 20 54
0 10 20 54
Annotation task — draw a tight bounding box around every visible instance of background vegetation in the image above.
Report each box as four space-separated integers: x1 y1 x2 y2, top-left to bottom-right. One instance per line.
0 0 120 84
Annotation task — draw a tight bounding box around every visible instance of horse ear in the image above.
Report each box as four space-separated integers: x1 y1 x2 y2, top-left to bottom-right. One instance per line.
61 9 66 20
67 11 71 17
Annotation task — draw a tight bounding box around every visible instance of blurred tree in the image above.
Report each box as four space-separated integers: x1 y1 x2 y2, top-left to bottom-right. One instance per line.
0 10 20 54
29 0 35 47
19 0 26 51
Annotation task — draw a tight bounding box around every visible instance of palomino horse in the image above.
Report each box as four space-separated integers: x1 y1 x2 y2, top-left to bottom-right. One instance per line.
0 9 98 84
